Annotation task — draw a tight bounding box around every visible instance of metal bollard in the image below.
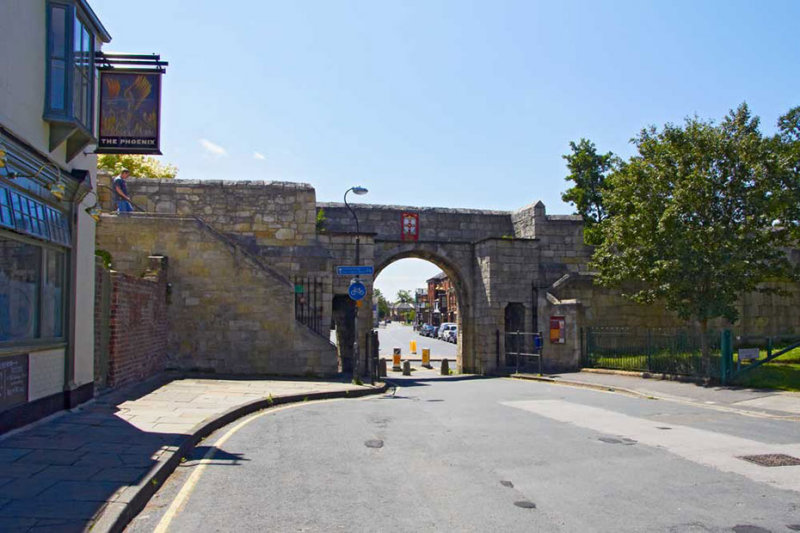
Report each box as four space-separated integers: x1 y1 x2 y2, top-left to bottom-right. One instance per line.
392 348 402 371
403 360 411 376
440 358 449 376
378 358 387 378
421 348 431 368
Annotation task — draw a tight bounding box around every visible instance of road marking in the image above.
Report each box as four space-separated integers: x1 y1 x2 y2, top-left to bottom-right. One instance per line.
511 378 800 421
153 398 350 532
502 400 800 493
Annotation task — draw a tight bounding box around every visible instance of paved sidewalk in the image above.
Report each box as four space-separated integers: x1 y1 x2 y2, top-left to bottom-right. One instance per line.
514 369 800 419
0 374 385 533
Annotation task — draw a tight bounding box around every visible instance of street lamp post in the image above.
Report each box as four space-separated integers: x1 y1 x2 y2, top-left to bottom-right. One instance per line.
344 186 368 382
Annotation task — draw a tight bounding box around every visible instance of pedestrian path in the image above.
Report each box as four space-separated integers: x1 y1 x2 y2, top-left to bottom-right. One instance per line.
514 369 800 420
0 374 384 532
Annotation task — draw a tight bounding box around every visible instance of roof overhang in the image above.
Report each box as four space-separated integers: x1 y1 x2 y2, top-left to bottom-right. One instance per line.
77 0 112 43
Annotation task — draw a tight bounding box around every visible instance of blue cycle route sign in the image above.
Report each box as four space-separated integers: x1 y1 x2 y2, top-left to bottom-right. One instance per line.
336 265 374 276
348 280 367 301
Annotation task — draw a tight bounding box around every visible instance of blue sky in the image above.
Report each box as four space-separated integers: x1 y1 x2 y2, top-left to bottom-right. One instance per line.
91 0 800 300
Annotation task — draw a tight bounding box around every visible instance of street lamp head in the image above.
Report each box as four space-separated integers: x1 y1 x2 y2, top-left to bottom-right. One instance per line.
351 186 368 196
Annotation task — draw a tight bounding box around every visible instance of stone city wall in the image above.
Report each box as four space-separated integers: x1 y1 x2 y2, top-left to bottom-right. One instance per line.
95 213 338 376
101 176 319 249
318 203 514 242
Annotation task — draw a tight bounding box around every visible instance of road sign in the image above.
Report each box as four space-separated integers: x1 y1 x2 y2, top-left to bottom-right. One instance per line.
348 280 367 301
336 265 374 276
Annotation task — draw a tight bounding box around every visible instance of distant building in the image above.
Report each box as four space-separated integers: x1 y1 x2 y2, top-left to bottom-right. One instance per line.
414 287 427 327
426 271 458 325
0 0 111 432
390 301 414 322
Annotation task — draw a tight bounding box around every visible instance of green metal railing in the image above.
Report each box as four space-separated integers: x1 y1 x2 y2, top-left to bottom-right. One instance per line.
723 333 800 384
583 326 722 379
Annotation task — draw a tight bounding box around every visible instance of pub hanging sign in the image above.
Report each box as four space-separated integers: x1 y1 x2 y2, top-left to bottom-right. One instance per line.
96 71 163 155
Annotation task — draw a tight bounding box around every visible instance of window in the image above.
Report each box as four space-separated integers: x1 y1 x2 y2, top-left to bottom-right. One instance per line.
0 185 71 246
45 2 95 132
0 238 66 343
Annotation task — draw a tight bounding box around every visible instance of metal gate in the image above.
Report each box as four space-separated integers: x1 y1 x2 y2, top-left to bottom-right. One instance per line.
294 276 324 335
504 330 543 375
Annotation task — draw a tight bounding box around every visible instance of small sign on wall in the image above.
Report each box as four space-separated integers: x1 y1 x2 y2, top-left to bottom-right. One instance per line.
738 348 759 362
401 212 419 241
549 316 566 344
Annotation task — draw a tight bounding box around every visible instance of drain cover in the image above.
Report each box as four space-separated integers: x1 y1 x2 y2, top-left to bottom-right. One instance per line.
738 454 800 467
500 480 514 488
657 426 672 430
514 501 536 509
364 439 384 449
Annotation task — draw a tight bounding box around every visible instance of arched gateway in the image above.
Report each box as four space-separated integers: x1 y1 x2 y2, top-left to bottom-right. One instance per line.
97 178 600 377
319 202 591 374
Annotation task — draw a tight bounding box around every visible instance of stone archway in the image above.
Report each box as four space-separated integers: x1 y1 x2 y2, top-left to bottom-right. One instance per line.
371 243 475 372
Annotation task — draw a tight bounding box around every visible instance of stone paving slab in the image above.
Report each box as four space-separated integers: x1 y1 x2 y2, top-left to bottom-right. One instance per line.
0 373 385 532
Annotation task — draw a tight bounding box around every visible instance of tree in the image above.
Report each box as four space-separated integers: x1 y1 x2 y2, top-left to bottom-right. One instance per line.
592 104 797 371
373 288 390 319
98 154 178 179
775 106 800 239
396 289 414 304
561 138 616 244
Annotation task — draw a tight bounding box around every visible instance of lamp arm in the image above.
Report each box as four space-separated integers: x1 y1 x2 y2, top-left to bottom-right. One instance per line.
344 188 360 235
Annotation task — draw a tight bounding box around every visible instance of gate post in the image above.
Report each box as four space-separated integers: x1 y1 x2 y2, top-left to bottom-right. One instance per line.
720 329 732 384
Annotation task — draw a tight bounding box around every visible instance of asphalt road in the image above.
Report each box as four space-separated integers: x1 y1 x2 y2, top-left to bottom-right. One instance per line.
330 322 458 359
376 322 457 358
128 372 800 533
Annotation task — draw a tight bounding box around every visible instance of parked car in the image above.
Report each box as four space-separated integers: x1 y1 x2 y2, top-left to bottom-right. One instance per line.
420 324 435 337
438 323 456 340
445 325 458 343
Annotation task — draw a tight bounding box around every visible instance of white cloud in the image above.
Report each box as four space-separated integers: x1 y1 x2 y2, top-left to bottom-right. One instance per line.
253 151 266 160
199 138 228 157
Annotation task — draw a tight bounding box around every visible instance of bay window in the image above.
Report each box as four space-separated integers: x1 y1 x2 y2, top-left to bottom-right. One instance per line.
44 1 102 159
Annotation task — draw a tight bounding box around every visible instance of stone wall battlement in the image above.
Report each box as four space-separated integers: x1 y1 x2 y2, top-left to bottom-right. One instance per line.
318 202 515 242
123 178 318 248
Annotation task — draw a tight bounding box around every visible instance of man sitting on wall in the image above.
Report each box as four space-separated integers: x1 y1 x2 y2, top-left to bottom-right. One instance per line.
112 169 133 213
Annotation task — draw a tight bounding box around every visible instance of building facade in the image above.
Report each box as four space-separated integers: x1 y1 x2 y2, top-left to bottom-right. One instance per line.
0 0 111 432
426 271 458 325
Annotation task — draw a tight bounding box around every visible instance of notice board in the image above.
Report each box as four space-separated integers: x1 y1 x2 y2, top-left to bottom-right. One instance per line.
0 354 28 411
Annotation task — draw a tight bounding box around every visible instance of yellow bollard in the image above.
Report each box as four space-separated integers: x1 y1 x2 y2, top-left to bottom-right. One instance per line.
421 348 431 368
392 348 402 371
410 340 417 355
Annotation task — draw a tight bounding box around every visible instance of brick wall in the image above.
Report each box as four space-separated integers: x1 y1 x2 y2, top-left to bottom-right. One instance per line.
95 256 169 389
94 258 111 388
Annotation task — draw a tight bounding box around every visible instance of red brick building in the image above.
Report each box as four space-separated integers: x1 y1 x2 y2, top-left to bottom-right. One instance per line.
426 271 458 325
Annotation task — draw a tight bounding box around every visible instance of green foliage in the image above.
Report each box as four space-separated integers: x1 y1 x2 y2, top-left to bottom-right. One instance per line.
373 288 390 318
95 249 112 269
316 208 327 232
774 106 800 240
592 104 798 338
561 138 616 244
98 154 177 179
396 289 414 304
